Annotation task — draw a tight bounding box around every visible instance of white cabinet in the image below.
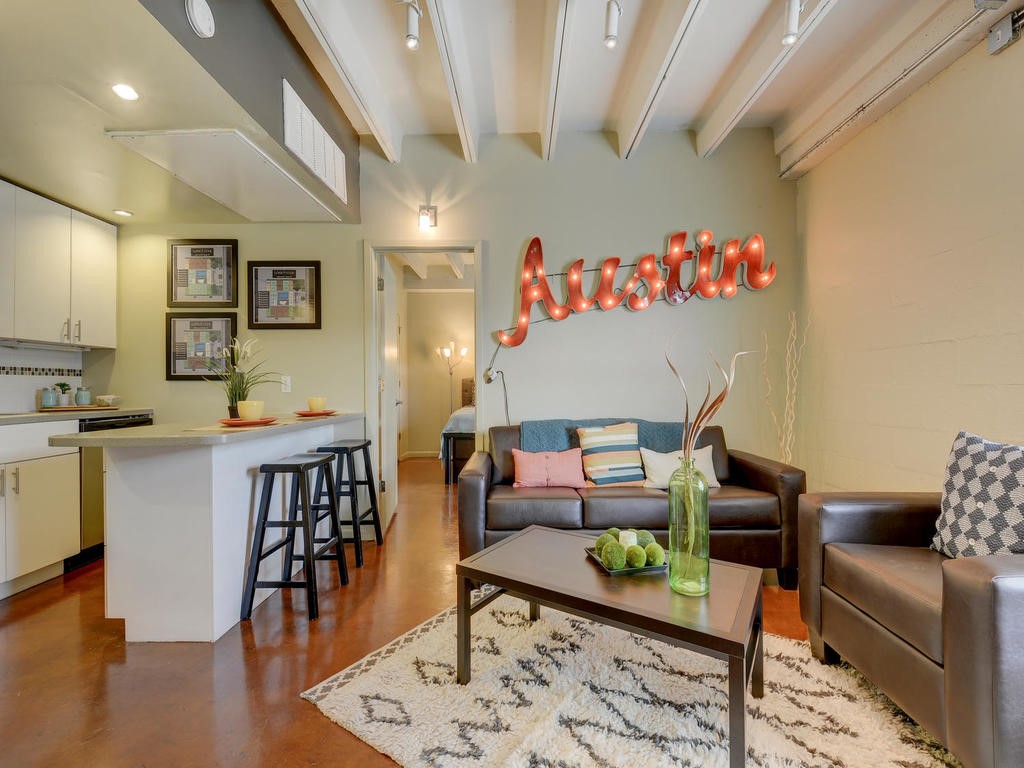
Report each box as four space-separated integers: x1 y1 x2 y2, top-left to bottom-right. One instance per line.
2 453 80 581
70 211 117 348
7 185 117 348
13 189 72 344
0 181 14 338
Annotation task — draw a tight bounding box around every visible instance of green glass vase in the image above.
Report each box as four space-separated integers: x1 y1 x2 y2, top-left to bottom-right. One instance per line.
668 457 710 596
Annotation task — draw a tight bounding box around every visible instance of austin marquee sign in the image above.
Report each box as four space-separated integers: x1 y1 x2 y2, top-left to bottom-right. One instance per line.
497 230 776 347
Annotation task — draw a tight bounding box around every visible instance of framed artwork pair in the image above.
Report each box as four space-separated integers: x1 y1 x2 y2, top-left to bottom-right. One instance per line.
164 239 322 381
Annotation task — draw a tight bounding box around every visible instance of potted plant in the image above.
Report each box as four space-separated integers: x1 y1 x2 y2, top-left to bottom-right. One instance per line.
54 382 72 407
206 338 278 418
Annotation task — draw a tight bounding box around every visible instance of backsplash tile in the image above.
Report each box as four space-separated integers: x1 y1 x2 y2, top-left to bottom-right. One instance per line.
0 366 84 377
0 348 84 412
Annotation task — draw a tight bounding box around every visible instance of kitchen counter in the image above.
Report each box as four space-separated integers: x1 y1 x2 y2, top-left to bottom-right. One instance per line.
49 411 362 447
48 410 367 643
0 408 154 426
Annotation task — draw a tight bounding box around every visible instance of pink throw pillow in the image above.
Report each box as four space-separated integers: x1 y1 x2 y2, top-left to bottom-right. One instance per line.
512 448 587 488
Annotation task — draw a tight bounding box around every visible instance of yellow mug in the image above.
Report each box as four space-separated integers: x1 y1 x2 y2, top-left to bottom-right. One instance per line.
307 396 327 411
237 400 265 420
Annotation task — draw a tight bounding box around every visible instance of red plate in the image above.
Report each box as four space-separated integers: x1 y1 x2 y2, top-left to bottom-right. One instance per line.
294 409 337 417
218 417 278 427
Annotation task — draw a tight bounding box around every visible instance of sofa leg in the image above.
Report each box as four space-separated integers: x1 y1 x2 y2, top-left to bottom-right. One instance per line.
808 629 840 665
776 567 798 590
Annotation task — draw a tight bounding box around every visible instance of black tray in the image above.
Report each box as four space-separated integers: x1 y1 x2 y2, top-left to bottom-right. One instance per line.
585 547 667 576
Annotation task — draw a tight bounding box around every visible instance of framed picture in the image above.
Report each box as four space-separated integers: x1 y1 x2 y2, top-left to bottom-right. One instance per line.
247 260 321 330
167 239 238 307
166 313 237 381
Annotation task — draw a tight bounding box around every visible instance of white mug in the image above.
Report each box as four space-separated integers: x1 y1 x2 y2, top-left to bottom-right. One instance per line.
237 400 265 420
307 396 327 411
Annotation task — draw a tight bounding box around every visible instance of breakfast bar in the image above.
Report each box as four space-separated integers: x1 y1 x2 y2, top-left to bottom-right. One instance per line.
50 413 365 642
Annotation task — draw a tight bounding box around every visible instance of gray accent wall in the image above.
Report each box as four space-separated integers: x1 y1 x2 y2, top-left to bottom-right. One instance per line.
138 0 360 221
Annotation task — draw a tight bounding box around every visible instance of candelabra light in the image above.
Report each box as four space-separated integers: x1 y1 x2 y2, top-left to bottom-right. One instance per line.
436 341 468 414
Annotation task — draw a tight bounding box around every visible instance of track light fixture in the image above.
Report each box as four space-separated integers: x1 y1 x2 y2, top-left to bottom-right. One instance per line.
782 0 801 46
604 0 622 49
397 0 422 51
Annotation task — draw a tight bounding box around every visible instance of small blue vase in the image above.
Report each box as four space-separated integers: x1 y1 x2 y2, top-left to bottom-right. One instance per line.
75 387 92 406
41 387 57 408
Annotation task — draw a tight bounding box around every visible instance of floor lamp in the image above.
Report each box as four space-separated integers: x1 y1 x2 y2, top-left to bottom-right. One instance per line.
436 341 468 414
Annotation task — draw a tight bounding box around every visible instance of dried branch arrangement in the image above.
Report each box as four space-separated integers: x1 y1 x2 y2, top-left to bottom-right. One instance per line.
761 311 809 463
666 349 751 460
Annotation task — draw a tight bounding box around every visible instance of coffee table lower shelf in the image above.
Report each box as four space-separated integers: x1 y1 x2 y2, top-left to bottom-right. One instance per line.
455 526 763 768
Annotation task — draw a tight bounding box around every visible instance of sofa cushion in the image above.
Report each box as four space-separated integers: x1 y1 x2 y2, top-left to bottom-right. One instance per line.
707 486 779 527
694 426 730 484
824 543 944 664
641 446 721 489
577 422 645 486
932 430 1024 558
580 487 670 529
489 425 521 485
486 486 583 530
512 448 587 488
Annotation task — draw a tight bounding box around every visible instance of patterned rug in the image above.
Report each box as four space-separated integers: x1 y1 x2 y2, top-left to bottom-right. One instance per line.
303 594 957 768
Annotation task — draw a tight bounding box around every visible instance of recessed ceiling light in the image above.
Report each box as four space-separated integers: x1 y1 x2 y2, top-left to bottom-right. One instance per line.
112 83 139 101
113 209 134 217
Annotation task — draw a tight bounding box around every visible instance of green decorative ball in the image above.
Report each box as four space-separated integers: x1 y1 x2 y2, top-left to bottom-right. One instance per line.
625 544 647 568
594 533 616 555
601 541 627 570
635 530 656 549
604 527 622 540
645 542 666 567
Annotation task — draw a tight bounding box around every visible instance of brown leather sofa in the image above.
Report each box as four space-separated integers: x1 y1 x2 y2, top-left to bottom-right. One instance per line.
799 492 1024 768
459 424 806 588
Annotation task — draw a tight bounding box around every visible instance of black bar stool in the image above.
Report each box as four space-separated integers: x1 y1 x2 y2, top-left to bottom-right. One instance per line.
240 452 347 622
315 439 382 568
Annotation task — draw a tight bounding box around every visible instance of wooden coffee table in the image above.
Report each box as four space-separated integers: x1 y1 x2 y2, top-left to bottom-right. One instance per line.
456 526 763 768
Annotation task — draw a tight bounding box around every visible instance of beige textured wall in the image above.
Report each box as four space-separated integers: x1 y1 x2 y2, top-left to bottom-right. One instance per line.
361 130 798 458
85 223 363 424
403 292 475 455
796 39 1024 491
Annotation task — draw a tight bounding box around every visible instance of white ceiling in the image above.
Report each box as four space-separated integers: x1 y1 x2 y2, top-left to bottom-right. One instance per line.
276 0 1023 177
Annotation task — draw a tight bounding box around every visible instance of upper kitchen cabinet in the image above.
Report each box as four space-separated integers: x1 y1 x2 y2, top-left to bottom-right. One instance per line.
0 181 14 338
70 211 116 348
8 185 117 348
13 189 71 344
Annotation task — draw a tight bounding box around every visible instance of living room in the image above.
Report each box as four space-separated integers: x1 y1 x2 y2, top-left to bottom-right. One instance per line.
1 1 1022 766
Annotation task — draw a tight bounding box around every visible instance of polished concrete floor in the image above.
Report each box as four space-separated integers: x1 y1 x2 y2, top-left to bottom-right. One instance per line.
0 458 806 767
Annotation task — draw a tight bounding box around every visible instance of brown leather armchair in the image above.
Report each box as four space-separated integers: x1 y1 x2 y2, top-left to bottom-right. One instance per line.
799 492 1024 768
460 424 806 587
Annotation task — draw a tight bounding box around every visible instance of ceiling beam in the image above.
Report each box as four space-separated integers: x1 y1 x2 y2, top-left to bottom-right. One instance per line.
614 0 709 160
540 0 575 161
445 251 465 280
776 2 1005 179
270 0 402 163
424 0 479 163
398 253 430 280
695 0 840 159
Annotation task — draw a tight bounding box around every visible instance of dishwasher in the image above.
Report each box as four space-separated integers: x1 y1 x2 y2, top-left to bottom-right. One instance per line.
66 412 154 570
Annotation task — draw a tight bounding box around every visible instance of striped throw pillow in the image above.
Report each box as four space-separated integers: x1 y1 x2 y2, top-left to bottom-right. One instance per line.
577 422 645 486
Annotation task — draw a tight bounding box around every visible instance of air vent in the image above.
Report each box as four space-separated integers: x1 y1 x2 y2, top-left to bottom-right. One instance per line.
283 80 348 203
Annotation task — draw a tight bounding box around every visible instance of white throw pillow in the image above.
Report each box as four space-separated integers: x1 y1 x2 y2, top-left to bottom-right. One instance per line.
641 445 721 489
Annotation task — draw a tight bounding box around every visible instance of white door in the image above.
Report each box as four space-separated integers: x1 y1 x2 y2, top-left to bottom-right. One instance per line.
70 210 117 348
14 189 71 344
377 254 400 529
0 181 15 338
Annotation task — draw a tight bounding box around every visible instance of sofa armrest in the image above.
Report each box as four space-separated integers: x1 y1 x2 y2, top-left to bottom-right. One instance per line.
798 492 941 636
727 450 806 569
457 450 493 560
943 555 1024 768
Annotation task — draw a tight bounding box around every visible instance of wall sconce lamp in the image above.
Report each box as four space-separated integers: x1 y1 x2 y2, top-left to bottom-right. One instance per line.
436 341 468 414
782 0 802 45
419 205 437 231
396 0 422 50
604 0 622 49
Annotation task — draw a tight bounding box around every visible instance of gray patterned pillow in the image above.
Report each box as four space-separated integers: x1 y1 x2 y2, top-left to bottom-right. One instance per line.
932 431 1024 558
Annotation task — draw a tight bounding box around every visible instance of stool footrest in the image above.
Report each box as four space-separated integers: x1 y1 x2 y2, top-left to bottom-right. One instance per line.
255 579 309 589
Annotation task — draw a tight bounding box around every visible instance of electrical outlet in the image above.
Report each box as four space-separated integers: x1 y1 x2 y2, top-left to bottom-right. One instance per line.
281 375 292 393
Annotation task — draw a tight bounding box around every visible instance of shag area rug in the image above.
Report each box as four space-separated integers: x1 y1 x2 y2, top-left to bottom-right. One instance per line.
303 595 957 768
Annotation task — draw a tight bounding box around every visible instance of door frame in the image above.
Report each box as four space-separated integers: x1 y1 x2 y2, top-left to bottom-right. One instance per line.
363 240 484 508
